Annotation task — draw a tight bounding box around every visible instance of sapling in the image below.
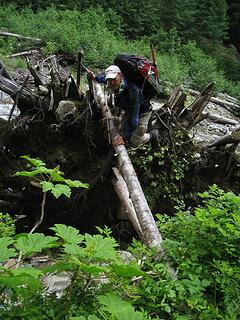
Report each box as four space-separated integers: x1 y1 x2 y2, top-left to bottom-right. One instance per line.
15 155 89 233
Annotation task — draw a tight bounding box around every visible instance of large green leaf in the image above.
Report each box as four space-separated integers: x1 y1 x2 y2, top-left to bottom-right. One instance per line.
34 166 53 175
50 172 65 182
42 262 75 274
21 155 46 167
0 274 42 291
15 233 59 256
111 263 146 277
84 234 118 261
0 237 16 262
0 246 16 262
52 165 64 175
51 224 84 244
0 266 43 291
98 293 144 320
41 181 54 192
64 244 86 257
65 179 89 189
9 267 43 278
15 166 52 177
51 184 71 198
71 260 107 275
14 169 39 177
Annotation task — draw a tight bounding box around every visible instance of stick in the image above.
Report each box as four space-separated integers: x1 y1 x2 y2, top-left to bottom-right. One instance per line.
77 49 83 88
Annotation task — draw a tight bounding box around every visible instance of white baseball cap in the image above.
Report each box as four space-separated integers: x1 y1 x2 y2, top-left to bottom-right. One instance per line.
105 65 121 79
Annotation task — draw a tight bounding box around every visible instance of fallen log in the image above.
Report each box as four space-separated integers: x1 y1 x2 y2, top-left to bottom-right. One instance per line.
207 125 240 148
0 74 39 112
27 60 44 86
187 87 240 112
0 31 43 43
92 81 164 255
8 50 40 58
205 113 239 125
112 167 143 240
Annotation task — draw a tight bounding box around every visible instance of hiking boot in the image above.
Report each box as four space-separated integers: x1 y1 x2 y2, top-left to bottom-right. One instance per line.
149 129 160 148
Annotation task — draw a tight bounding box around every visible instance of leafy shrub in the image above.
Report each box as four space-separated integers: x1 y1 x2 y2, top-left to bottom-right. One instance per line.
149 27 182 54
0 177 239 319
155 185 239 319
0 224 150 319
0 212 15 237
129 135 190 212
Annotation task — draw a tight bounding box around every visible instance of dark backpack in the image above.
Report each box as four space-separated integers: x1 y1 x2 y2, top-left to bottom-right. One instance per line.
114 53 159 99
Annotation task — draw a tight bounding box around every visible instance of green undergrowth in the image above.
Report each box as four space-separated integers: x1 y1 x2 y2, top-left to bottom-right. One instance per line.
0 4 239 98
0 213 15 237
128 132 191 212
0 185 239 319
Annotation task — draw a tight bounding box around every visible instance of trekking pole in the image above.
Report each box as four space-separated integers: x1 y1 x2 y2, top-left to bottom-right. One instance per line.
80 62 89 73
77 49 84 88
150 43 160 83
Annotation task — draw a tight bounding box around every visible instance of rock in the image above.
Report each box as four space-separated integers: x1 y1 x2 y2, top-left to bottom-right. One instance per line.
189 101 240 147
55 100 76 123
42 272 72 298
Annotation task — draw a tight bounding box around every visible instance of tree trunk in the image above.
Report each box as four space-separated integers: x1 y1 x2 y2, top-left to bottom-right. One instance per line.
112 167 143 239
92 82 164 255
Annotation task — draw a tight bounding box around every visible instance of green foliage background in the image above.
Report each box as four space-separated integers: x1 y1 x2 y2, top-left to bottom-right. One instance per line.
0 3 240 98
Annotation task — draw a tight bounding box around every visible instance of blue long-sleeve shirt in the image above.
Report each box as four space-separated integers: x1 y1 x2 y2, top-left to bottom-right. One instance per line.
95 73 150 140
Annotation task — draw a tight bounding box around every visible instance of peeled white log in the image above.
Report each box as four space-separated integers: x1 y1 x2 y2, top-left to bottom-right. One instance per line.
7 50 40 58
92 82 164 256
0 31 42 42
112 167 143 239
206 113 239 125
116 144 163 251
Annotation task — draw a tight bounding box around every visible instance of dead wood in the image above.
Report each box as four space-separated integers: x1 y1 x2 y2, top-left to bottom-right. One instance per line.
164 85 181 110
8 50 40 58
0 31 43 43
210 96 240 112
0 74 39 112
0 50 239 264
92 81 164 256
207 126 240 148
172 92 186 116
205 113 239 125
187 87 240 111
156 82 215 131
0 59 14 81
27 61 44 86
112 167 143 239
6 75 29 129
179 82 214 129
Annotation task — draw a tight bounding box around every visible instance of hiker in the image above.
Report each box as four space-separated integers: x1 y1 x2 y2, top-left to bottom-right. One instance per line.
87 63 160 147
